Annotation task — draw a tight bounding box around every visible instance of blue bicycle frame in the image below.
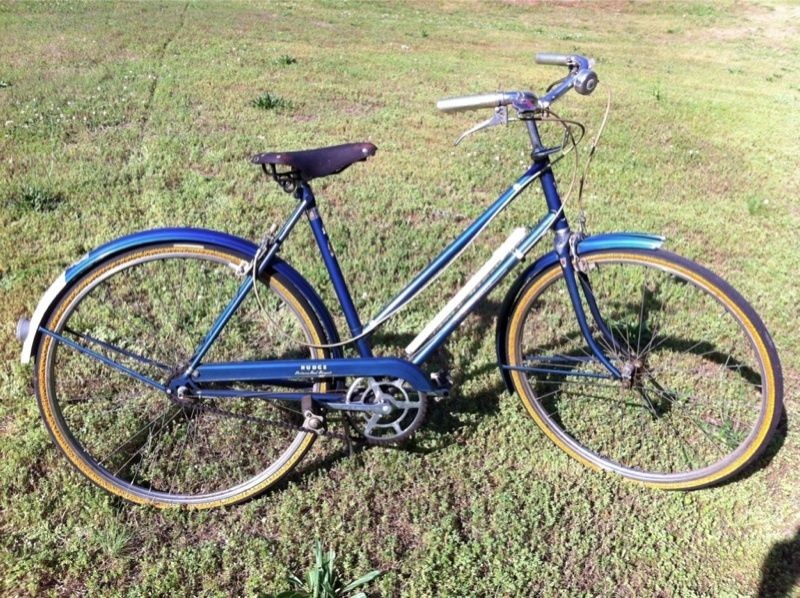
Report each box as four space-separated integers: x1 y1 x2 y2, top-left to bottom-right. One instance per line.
32 118 665 407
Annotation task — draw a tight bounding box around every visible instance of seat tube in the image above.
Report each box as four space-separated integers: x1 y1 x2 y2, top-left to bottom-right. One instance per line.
302 184 373 357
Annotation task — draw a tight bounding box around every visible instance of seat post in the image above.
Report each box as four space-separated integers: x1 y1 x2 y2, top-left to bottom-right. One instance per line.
300 183 373 358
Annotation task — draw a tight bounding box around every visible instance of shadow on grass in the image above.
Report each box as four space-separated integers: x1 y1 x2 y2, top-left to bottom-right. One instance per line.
758 525 800 597
718 406 789 488
404 298 507 454
286 294 788 488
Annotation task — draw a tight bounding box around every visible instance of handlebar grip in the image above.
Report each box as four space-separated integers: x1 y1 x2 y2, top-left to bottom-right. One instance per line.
436 92 511 113
535 53 572 66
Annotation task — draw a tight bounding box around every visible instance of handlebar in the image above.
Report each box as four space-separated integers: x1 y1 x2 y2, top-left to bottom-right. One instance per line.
535 52 592 71
436 92 517 114
436 53 598 114
534 52 573 66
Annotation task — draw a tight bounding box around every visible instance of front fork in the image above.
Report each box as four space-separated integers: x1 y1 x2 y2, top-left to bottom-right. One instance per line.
554 228 623 379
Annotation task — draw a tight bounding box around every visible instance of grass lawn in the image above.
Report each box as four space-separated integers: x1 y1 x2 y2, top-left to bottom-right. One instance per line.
1 0 798 595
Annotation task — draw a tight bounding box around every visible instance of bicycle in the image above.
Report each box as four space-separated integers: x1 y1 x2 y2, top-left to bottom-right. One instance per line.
16 53 783 508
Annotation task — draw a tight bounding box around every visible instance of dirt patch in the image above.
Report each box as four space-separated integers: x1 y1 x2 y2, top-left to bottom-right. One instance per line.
340 102 383 117
235 10 275 25
42 39 70 63
701 4 800 46
292 114 319 123
500 0 626 13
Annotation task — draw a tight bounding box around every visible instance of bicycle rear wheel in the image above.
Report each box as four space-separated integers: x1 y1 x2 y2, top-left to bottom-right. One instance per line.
505 249 782 488
36 243 329 508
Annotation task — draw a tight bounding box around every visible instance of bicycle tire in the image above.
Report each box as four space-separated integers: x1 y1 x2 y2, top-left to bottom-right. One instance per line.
504 248 783 489
35 242 329 508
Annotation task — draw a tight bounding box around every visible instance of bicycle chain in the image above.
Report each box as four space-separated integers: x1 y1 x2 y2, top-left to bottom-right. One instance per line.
192 400 356 443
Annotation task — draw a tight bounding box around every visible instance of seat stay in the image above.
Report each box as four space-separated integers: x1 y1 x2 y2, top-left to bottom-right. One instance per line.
185 199 310 372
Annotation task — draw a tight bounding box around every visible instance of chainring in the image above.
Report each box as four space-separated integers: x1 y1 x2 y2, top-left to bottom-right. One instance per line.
344 377 428 445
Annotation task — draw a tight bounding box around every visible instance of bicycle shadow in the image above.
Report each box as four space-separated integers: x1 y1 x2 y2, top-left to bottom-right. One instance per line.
757 526 800 597
290 295 787 486
495 309 787 484
289 299 508 480
403 298 509 454
721 406 788 487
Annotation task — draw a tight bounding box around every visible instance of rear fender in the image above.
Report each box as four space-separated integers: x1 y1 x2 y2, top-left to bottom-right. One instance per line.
20 228 342 363
495 231 665 393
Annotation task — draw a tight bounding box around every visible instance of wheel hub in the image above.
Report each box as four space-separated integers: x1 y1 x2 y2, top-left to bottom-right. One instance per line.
165 364 200 407
620 357 644 389
172 385 199 408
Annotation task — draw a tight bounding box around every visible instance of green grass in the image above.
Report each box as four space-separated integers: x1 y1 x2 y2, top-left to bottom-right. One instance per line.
1 0 799 595
4 185 65 216
251 92 293 111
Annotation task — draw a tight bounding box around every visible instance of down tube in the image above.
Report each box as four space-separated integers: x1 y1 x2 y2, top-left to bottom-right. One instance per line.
365 162 548 331
410 212 556 365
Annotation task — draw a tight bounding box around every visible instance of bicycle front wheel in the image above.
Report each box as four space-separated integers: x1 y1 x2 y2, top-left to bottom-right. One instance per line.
505 249 782 489
36 243 329 508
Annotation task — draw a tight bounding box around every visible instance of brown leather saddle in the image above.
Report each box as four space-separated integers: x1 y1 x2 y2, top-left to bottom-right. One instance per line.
251 142 377 185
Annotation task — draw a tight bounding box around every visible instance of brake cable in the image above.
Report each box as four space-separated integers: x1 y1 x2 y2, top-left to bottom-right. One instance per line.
576 87 612 230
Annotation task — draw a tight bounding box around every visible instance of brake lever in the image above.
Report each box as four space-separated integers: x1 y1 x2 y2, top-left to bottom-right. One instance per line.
454 105 509 146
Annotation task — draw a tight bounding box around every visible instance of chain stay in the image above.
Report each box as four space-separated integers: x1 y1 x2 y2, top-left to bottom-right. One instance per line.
195 398 354 442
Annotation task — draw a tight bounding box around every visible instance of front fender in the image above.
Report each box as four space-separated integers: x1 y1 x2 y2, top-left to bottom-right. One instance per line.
20 228 342 363
495 231 665 393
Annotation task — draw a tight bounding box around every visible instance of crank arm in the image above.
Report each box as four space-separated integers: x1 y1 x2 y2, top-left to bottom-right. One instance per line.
325 401 394 414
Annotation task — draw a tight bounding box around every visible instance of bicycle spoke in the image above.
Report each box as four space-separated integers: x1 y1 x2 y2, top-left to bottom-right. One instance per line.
42 245 333 504
512 252 773 480
107 407 183 476
552 389 647 412
167 410 195 495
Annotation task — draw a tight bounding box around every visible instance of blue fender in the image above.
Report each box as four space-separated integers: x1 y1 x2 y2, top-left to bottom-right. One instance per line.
20 228 342 363
495 231 665 393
